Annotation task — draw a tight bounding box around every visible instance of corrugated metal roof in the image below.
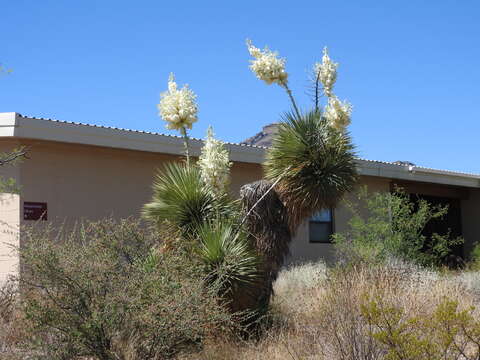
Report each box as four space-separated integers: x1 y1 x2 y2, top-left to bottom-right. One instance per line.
15 113 480 179
356 157 480 178
17 113 262 150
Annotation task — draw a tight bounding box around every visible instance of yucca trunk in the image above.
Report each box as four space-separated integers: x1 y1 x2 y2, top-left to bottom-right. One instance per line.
239 180 292 310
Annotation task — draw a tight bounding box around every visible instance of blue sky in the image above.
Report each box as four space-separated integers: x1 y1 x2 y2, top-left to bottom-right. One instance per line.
1 0 479 173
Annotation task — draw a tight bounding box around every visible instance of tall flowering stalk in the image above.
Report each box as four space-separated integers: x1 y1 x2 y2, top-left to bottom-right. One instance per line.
247 40 352 132
244 39 357 228
313 47 351 131
314 47 338 99
157 73 198 164
198 126 232 195
246 40 300 118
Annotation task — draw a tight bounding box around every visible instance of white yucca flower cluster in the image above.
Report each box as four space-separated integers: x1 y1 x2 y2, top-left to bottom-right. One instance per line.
198 126 232 194
246 39 352 131
246 39 288 86
157 73 198 131
314 47 338 97
314 47 352 131
324 96 352 130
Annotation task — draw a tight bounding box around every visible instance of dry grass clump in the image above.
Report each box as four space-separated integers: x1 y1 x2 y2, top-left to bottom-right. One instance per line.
452 270 480 297
0 282 31 360
187 261 480 360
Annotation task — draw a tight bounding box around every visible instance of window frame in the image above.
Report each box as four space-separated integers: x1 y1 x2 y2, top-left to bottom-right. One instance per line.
308 208 335 244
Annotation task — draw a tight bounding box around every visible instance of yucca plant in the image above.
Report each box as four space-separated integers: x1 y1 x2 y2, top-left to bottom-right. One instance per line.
264 110 358 232
196 219 261 313
245 41 358 234
240 42 358 315
142 163 237 236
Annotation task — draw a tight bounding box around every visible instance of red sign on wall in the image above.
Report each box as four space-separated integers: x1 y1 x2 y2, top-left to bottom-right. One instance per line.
24 202 47 221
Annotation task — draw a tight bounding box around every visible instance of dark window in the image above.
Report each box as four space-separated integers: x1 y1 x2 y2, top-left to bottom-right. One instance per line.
309 209 334 243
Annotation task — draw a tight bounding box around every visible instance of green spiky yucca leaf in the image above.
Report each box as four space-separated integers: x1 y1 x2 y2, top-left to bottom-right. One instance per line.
196 220 261 301
142 163 237 235
264 110 358 232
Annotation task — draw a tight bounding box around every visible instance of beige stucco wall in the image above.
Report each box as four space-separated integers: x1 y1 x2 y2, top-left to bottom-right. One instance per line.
0 194 20 283
0 140 22 282
288 176 392 264
1 137 478 276
18 140 263 227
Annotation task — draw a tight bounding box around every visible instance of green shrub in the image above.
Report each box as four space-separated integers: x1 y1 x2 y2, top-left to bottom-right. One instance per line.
467 242 480 270
361 296 480 360
18 218 234 359
333 188 463 267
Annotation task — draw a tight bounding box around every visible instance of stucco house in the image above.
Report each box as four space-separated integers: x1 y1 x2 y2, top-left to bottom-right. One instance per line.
0 112 479 281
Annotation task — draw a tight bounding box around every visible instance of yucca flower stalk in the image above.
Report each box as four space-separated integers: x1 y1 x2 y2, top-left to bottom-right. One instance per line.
157 73 198 165
312 47 353 131
198 126 232 195
314 47 338 100
246 39 300 117
245 41 356 221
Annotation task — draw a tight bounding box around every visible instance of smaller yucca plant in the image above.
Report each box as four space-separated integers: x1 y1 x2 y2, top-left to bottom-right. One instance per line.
142 163 236 235
196 220 261 312
265 110 357 232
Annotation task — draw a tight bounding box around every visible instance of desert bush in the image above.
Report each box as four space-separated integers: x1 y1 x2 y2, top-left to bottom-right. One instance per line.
18 218 234 359
467 243 480 271
333 188 463 267
362 296 480 360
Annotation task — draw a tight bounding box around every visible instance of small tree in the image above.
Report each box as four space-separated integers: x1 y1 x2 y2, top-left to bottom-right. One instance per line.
333 188 463 267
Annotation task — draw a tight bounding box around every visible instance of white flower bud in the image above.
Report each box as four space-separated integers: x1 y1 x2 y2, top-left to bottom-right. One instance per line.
157 73 198 131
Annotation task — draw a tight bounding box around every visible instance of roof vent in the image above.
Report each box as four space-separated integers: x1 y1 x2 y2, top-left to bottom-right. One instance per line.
394 161 416 173
393 161 416 167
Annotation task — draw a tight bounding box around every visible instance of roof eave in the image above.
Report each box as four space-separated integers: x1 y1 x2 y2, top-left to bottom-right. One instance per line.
3 113 265 164
1 113 478 188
